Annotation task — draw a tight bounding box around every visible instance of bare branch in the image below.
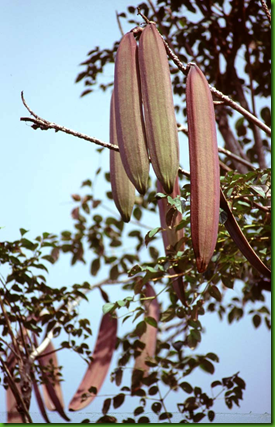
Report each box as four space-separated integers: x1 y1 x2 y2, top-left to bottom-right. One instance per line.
116 10 124 37
20 92 119 152
161 41 271 136
260 0 271 22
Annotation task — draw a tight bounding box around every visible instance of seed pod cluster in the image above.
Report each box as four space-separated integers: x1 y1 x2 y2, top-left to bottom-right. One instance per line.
186 64 220 273
111 23 180 221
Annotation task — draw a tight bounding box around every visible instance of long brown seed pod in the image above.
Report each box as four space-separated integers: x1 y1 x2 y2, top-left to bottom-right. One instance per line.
131 283 159 391
114 32 149 195
157 178 186 304
69 313 117 411
110 92 136 222
138 23 180 194
186 63 220 273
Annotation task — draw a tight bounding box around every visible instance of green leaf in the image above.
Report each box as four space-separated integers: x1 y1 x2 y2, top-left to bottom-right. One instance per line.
199 359 215 375
136 321 147 337
19 228 29 236
209 285 222 302
102 302 115 314
144 316 157 328
144 227 161 246
155 192 167 199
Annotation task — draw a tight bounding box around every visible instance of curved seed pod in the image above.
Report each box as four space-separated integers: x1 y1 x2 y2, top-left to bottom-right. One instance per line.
69 313 117 411
138 24 179 194
32 335 70 422
157 178 186 304
220 190 271 278
110 92 136 222
186 63 220 273
32 378 51 423
114 31 149 195
132 283 159 392
6 357 25 423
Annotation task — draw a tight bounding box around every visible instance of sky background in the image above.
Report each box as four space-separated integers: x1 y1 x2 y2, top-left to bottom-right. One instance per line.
1 0 271 423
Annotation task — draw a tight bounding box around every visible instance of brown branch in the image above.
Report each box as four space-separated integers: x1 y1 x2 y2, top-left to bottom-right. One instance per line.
116 10 124 37
20 92 119 152
0 356 33 423
260 0 271 22
177 122 256 171
160 38 271 136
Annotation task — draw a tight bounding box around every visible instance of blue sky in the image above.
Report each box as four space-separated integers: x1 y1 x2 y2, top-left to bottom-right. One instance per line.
0 0 271 422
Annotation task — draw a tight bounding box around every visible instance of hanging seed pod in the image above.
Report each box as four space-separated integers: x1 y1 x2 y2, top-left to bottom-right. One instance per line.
114 31 149 195
186 64 220 273
110 92 135 222
138 23 179 194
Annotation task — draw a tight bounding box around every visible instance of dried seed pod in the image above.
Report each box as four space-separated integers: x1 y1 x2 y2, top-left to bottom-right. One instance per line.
132 283 159 392
186 64 220 273
114 31 149 195
138 23 179 194
157 178 186 304
110 92 135 222
69 313 117 411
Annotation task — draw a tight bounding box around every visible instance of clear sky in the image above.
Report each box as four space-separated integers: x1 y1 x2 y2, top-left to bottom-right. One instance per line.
0 0 271 422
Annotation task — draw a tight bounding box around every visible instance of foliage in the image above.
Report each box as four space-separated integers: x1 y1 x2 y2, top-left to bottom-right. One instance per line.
1 0 271 423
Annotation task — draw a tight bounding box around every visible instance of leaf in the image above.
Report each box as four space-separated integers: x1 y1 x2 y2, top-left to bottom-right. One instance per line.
179 382 193 394
144 316 157 328
69 313 117 411
220 190 271 278
209 285 222 302
144 227 162 246
252 314 261 328
102 302 115 314
91 258 101 276
208 410 215 422
211 380 222 388
199 359 215 375
152 401 162 414
193 412 206 423
113 393 125 409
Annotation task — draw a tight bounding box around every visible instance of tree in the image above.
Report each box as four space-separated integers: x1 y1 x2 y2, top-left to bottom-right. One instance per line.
0 0 271 423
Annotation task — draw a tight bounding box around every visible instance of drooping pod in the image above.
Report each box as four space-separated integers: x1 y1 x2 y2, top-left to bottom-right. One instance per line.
157 178 186 304
131 283 159 392
186 64 220 273
138 23 179 194
114 31 149 195
110 92 135 222
69 313 117 411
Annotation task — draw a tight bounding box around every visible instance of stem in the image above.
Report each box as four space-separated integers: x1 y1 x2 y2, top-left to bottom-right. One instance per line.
0 356 33 423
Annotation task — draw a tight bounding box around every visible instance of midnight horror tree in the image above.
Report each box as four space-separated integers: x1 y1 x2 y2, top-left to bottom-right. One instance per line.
0 0 271 423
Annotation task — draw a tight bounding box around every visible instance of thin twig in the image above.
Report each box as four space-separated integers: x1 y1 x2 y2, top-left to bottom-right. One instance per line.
260 0 271 22
160 43 271 136
116 11 124 37
0 356 33 423
20 92 119 152
177 123 256 170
